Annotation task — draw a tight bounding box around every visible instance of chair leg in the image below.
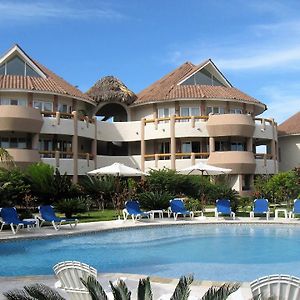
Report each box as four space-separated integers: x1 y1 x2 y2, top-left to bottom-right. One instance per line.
190 212 194 219
0 222 4 232
174 213 177 221
10 224 16 234
52 221 59 231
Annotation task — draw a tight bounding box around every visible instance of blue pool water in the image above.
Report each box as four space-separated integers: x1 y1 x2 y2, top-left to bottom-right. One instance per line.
0 224 299 281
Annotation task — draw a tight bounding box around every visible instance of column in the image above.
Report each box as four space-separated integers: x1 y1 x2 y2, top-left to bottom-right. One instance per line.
27 92 33 107
209 137 215 153
200 100 206 116
170 115 176 170
247 137 253 152
53 95 58 112
140 118 146 172
32 133 39 150
72 111 78 183
92 116 97 169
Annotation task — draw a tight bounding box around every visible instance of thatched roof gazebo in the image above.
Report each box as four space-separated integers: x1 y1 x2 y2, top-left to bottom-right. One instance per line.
86 76 137 105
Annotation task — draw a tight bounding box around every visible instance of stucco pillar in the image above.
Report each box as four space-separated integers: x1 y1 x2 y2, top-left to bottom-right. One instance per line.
140 118 146 172
32 133 39 150
170 115 176 170
27 93 33 108
200 101 206 116
92 116 97 169
175 101 180 116
209 137 215 153
72 111 78 183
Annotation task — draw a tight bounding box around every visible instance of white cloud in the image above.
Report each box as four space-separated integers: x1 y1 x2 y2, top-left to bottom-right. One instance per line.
0 1 125 21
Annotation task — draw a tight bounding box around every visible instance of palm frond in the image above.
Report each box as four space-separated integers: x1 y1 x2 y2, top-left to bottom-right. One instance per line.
24 284 65 300
137 277 153 300
80 276 108 300
170 274 194 300
3 289 33 300
201 283 240 300
109 279 131 300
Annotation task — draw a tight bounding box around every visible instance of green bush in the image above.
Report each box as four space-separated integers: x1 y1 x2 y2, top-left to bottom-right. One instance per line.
185 197 202 211
138 190 173 210
55 196 90 218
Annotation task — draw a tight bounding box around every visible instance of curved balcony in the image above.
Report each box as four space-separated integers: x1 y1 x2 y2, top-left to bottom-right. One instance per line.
6 149 41 168
206 114 255 137
208 151 255 174
0 106 43 133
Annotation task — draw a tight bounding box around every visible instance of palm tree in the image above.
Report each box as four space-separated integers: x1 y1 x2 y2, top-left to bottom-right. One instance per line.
3 275 241 300
0 148 14 168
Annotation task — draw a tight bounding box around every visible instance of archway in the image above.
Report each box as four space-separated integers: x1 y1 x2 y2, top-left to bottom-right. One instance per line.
96 103 128 122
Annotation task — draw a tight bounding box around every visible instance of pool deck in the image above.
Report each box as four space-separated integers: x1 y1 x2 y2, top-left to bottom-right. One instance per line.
0 216 299 299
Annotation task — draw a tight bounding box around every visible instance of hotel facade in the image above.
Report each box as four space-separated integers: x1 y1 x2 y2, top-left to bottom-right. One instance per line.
0 45 279 193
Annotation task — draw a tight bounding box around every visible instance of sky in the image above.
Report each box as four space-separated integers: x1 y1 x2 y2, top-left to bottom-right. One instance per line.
0 0 300 123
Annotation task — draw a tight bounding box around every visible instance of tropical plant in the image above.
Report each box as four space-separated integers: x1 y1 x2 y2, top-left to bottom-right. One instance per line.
3 274 240 300
80 175 116 209
0 147 14 168
138 190 173 210
26 163 78 203
213 185 239 212
0 168 30 207
55 196 90 218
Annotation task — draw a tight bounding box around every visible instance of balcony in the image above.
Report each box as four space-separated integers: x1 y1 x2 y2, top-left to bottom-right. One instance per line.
208 151 256 174
6 149 41 167
206 114 255 137
0 105 43 133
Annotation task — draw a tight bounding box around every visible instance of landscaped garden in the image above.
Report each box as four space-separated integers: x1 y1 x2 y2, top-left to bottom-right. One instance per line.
0 159 299 222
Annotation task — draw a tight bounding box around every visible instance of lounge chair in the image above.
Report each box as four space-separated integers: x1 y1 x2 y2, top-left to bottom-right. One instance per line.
250 198 270 220
250 274 300 299
38 205 78 231
0 207 37 234
215 199 235 220
53 261 97 300
168 198 194 221
122 200 150 221
289 199 300 219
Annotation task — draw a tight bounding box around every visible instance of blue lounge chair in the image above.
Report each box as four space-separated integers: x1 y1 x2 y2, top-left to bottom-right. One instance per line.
38 205 78 231
0 207 37 234
215 199 235 220
250 198 270 220
289 199 300 219
123 200 150 221
168 198 194 221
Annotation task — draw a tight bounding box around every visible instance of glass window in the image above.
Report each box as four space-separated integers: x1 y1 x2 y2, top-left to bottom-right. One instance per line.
207 106 225 115
18 99 27 106
6 56 25 76
10 138 18 148
25 64 40 77
33 101 42 110
1 138 9 148
43 102 53 111
231 142 244 151
191 107 200 116
180 107 189 117
182 142 191 153
18 138 26 149
59 104 69 113
230 108 243 114
0 64 5 75
191 141 200 153
10 99 18 105
0 99 9 105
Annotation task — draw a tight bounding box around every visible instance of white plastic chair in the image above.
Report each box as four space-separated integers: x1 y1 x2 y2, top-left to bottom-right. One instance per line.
53 261 97 300
250 274 300 300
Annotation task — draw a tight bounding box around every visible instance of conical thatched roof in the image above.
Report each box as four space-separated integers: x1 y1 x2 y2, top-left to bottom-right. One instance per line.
86 76 137 105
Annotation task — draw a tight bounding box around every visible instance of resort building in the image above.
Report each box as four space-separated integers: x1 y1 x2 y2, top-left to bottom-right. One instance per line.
278 112 300 171
0 45 278 193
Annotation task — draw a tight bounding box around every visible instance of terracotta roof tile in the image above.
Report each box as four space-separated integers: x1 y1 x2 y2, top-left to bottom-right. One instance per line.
136 61 264 106
0 62 93 104
278 112 300 136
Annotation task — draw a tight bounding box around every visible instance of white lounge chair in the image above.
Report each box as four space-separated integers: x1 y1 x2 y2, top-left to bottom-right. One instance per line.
250 274 300 300
53 261 97 300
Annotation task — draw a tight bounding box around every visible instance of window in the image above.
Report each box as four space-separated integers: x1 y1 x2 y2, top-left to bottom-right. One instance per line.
206 106 225 115
0 99 27 106
0 64 5 75
180 107 200 118
33 101 53 111
58 104 71 113
182 142 192 153
215 141 228 151
0 138 9 148
230 108 243 114
230 142 245 151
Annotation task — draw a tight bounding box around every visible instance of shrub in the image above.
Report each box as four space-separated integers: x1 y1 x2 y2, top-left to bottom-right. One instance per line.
185 197 202 211
55 196 90 218
138 190 173 210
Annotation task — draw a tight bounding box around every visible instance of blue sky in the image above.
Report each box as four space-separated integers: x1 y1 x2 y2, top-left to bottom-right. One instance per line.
0 0 299 123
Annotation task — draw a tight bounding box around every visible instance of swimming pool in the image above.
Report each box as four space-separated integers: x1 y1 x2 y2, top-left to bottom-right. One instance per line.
1 224 300 281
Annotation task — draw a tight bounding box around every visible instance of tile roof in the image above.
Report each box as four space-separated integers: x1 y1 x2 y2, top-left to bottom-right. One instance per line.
278 111 300 136
135 61 264 106
0 62 94 104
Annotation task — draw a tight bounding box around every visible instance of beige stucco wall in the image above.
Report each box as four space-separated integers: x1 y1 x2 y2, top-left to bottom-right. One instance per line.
279 135 300 171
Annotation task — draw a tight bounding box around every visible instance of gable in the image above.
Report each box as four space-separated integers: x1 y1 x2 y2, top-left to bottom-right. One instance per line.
178 60 232 87
0 45 46 78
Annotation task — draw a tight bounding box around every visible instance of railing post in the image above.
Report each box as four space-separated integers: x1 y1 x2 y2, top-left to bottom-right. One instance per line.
56 111 60 125
155 154 159 168
72 111 78 183
92 116 97 169
154 118 158 130
55 151 60 168
170 115 176 170
141 118 146 172
191 152 195 165
191 116 195 128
